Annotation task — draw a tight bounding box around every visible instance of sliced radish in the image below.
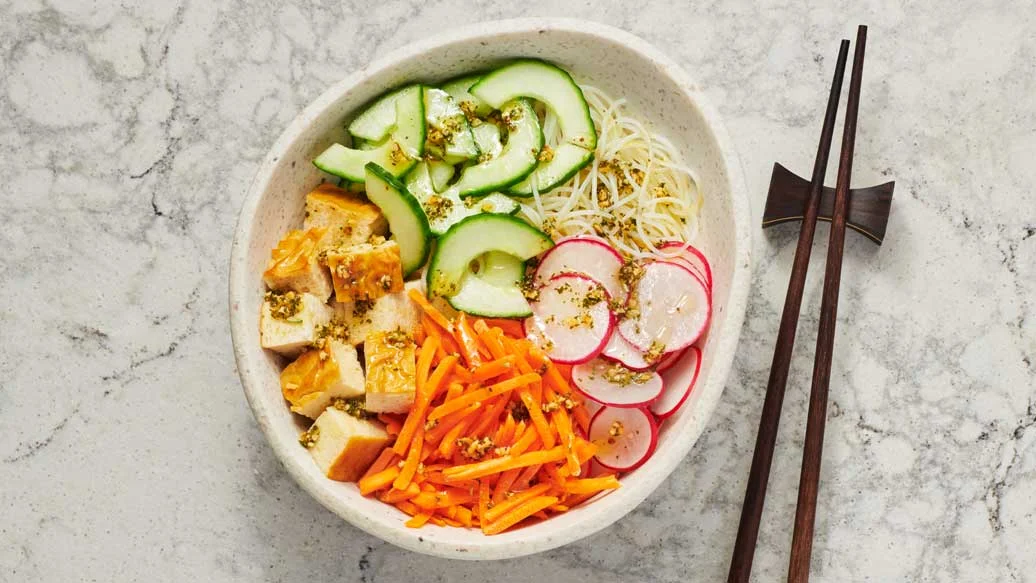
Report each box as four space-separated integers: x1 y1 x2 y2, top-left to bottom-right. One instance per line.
534 236 625 301
572 358 664 407
650 346 702 418
524 274 613 364
601 331 652 371
618 260 710 353
589 406 658 472
655 347 686 373
658 241 712 289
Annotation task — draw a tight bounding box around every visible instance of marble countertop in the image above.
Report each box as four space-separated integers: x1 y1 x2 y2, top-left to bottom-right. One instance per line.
2 1 1033 581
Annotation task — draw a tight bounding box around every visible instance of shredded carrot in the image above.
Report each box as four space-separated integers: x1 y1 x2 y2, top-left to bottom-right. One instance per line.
481 318 526 338
483 495 559 535
564 475 621 495
409 288 454 332
357 290 624 534
359 466 400 496
455 313 484 368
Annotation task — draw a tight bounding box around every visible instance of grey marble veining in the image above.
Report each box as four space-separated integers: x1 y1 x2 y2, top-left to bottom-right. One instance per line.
1 1 1033 581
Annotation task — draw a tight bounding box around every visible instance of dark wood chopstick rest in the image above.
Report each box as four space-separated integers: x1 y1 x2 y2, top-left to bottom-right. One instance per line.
763 163 894 245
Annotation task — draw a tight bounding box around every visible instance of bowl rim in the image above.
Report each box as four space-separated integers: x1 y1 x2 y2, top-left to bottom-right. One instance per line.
229 17 752 560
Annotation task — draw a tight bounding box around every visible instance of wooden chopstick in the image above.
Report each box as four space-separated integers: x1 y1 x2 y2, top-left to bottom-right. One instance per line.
726 39 851 583
786 25 869 582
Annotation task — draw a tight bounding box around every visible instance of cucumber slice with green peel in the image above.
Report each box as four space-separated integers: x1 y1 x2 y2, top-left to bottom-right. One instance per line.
471 60 597 150
440 74 493 117
314 89 426 182
507 143 595 195
424 88 479 163
427 159 455 192
448 251 531 318
354 137 382 151
364 163 430 277
452 98 542 198
427 214 553 298
471 123 503 161
348 86 419 142
405 162 519 236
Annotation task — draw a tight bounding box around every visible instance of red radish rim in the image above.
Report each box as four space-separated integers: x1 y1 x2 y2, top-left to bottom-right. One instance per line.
523 273 614 365
656 259 711 300
571 361 664 408
651 346 702 419
617 260 712 353
655 346 687 372
589 406 659 472
658 241 712 288
534 236 625 297
600 332 653 371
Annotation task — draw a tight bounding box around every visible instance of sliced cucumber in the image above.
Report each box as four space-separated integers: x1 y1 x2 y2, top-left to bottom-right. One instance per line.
354 137 382 151
451 98 542 198
471 123 503 161
405 162 519 236
314 88 426 182
471 60 597 150
507 143 594 196
427 160 455 192
427 214 553 298
424 88 479 163
348 86 417 142
440 74 493 117
448 251 531 318
364 163 430 277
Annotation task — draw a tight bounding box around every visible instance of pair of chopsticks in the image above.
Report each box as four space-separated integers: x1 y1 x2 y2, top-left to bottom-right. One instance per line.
728 25 870 582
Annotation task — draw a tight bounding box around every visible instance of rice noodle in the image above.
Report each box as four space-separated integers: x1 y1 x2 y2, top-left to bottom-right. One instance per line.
518 85 703 259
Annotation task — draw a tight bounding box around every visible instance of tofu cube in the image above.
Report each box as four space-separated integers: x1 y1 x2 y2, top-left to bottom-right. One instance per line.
262 228 333 302
304 183 388 252
363 330 418 414
259 291 332 356
280 340 366 418
332 280 424 345
325 240 404 303
302 407 389 482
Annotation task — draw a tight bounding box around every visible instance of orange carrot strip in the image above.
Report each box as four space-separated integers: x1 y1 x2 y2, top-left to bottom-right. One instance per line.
411 491 439 511
456 505 474 528
478 479 491 523
380 482 421 503
542 462 565 489
444 446 567 482
435 490 475 508
438 414 480 458
409 288 454 332
405 511 433 528
483 483 553 524
455 313 484 368
574 437 597 464
393 424 425 490
466 396 510 440
508 426 539 456
393 355 457 456
492 468 521 503
469 355 516 383
427 373 539 421
444 381 465 402
362 448 399 480
552 406 581 476
449 367 474 384
564 475 621 495
504 337 536 375
518 388 555 449
416 336 440 393
426 402 479 446
483 496 558 534
572 402 591 434
379 416 403 436
474 322 509 360
482 318 526 338
395 500 420 516
499 413 517 446
359 466 400 496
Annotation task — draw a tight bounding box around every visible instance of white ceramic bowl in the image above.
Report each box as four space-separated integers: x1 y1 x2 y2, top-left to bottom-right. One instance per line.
229 18 751 560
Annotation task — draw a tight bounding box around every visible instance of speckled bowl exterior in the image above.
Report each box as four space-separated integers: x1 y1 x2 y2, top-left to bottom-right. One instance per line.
229 18 752 560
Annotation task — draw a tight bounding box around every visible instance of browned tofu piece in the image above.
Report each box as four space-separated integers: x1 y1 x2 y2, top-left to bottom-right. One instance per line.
325 240 404 303
262 228 333 301
279 340 365 418
304 183 388 252
301 407 389 482
363 330 417 414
